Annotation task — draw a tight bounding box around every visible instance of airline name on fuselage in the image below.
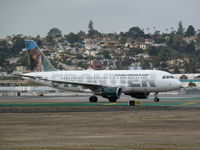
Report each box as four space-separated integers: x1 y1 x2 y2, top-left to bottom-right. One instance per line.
58 73 149 78
115 73 148 76
49 73 156 88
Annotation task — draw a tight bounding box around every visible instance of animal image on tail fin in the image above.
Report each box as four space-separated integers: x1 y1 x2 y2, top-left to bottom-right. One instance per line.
24 40 57 72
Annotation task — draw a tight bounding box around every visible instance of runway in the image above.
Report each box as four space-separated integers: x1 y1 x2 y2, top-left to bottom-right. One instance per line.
0 94 200 107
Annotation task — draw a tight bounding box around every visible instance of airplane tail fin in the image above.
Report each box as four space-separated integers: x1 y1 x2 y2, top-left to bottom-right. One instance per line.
24 40 57 72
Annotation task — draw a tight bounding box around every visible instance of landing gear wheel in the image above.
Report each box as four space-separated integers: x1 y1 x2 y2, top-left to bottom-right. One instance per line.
154 97 160 102
89 96 98 103
154 92 159 102
108 97 117 102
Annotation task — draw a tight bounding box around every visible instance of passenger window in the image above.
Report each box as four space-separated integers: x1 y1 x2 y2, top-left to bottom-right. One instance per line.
162 76 165 79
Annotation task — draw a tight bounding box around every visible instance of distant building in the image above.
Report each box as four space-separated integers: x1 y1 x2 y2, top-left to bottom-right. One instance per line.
0 39 7 48
5 57 19 65
145 39 155 45
153 43 166 47
16 66 26 72
0 80 27 87
129 63 142 70
42 43 55 51
133 42 148 50
183 36 196 43
91 60 103 70
84 38 102 50
50 53 56 60
180 75 188 79
104 40 120 48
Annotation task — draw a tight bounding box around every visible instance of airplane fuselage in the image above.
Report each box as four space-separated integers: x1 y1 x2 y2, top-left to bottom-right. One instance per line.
23 69 181 94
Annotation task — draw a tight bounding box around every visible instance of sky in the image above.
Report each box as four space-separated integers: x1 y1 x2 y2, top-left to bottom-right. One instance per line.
0 0 200 38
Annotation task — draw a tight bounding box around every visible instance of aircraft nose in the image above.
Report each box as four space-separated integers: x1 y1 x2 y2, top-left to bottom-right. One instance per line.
175 80 182 89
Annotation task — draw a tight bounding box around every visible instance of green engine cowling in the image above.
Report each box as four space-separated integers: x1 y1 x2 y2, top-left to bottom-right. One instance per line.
101 87 122 99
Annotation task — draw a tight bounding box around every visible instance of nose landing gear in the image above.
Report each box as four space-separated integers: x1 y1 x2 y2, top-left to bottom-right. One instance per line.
154 92 160 102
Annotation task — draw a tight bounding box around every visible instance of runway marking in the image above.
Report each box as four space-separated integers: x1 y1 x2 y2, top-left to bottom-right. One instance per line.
104 103 117 106
181 102 196 106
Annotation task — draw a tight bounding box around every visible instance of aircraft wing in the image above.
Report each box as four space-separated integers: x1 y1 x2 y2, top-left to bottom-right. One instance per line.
21 74 105 91
49 79 105 90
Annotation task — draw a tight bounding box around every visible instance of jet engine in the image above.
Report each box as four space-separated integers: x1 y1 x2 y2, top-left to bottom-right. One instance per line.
130 92 150 99
101 87 122 99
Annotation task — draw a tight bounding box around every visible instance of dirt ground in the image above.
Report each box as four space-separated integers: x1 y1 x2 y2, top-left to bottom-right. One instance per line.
0 110 200 150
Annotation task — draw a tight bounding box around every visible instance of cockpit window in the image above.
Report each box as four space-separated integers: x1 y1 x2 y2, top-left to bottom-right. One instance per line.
162 76 175 79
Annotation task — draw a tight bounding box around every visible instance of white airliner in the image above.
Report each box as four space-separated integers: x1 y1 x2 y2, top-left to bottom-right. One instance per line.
21 40 182 103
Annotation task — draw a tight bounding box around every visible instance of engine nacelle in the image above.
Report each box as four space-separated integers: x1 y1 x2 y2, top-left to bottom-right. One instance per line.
101 87 122 99
130 92 150 99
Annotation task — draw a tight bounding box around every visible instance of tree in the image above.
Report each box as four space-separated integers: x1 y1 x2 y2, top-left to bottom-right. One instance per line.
48 28 62 38
196 36 200 51
128 48 142 56
76 54 84 59
12 35 25 54
0 40 8 48
99 51 111 59
88 20 94 31
18 54 28 66
33 35 42 47
184 59 197 73
167 35 174 46
64 32 81 44
153 31 161 37
185 40 196 53
46 35 54 43
119 32 127 44
173 67 181 73
126 26 145 38
121 57 133 69
154 37 166 44
141 59 150 69
77 31 86 39
188 82 196 87
77 61 89 69
185 25 195 36
88 20 100 37
148 47 160 56
177 21 184 35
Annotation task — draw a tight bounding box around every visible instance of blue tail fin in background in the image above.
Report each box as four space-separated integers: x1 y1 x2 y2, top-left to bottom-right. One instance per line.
24 40 57 72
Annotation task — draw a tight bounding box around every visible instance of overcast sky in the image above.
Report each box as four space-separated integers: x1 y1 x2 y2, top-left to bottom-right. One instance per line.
0 0 200 38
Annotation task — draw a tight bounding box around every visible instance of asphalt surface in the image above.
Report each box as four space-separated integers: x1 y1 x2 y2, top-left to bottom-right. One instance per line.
0 94 200 113
0 94 200 105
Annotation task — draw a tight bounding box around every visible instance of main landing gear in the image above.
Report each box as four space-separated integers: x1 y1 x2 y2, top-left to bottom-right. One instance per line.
108 97 117 102
154 92 160 102
89 96 118 103
89 96 98 102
